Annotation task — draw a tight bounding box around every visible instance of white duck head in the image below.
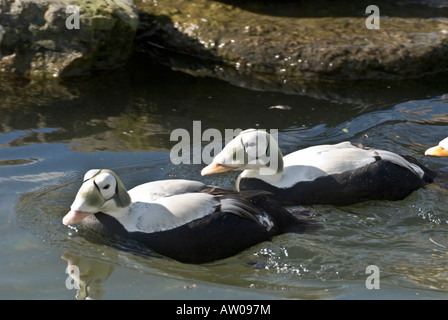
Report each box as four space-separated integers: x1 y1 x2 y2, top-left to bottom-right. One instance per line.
63 169 131 225
201 129 284 177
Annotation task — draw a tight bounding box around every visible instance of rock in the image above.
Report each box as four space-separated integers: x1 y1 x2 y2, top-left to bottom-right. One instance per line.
0 0 138 78
135 0 448 92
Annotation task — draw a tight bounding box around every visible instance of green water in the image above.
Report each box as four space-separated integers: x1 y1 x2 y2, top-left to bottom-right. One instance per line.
1 56 447 299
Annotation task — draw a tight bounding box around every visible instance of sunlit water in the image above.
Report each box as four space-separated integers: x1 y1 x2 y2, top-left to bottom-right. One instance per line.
1 57 448 299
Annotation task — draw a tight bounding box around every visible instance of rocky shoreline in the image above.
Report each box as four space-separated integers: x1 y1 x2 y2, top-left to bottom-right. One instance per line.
1 0 448 87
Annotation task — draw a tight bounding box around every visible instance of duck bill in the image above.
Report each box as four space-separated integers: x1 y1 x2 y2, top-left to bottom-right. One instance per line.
425 145 448 157
62 210 93 225
201 162 236 175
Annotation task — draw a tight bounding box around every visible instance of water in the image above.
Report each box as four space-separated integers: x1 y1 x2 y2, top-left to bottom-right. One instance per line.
1 56 448 299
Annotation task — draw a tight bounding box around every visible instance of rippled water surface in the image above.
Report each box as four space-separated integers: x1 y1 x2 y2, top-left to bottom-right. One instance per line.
1 57 448 299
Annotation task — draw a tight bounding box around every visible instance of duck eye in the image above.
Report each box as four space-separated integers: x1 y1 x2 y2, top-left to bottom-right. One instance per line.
103 184 110 190
240 137 255 152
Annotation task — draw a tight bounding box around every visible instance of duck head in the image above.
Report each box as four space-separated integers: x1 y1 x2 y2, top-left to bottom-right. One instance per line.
201 129 284 176
63 169 131 225
425 137 448 157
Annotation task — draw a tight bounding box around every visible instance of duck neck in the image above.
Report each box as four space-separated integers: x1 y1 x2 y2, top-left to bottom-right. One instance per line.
101 202 130 222
241 152 285 184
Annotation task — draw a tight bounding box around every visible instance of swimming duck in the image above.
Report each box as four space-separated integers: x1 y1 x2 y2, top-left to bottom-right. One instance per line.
425 137 448 157
201 129 438 206
63 169 317 264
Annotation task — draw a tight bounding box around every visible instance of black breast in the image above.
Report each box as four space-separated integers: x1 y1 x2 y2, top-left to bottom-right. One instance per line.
81 210 275 264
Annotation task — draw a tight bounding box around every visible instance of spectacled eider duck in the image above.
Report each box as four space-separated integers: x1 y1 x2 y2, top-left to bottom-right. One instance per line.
201 129 443 206
62 169 318 264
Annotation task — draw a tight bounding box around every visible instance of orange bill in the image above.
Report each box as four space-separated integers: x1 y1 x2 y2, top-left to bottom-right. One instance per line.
425 145 448 157
201 162 236 175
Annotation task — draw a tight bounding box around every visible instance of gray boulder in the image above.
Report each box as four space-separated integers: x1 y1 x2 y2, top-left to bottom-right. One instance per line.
0 0 138 78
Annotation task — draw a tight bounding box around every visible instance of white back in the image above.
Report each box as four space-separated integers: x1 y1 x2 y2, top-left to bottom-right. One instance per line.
128 179 206 202
241 141 424 188
117 180 218 233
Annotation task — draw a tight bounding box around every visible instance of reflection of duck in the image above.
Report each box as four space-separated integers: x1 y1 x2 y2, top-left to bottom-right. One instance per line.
63 169 318 264
425 137 448 157
62 253 114 300
202 129 442 206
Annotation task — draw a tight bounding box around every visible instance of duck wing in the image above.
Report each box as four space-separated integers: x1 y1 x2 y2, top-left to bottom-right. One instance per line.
121 191 219 233
128 179 207 202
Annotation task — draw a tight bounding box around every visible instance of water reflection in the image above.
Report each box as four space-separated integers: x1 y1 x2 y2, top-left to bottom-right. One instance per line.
60 250 350 299
2 58 448 155
63 253 114 300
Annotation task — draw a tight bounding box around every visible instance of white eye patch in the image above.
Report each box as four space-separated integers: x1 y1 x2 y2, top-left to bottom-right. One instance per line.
94 172 117 200
241 131 269 163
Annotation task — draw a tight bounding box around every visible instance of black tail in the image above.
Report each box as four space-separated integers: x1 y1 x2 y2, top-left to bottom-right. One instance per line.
400 154 448 189
248 193 322 235
203 186 321 235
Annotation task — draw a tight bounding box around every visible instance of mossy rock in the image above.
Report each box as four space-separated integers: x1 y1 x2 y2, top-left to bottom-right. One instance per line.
135 0 448 90
0 0 138 78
